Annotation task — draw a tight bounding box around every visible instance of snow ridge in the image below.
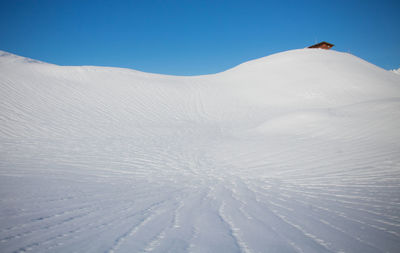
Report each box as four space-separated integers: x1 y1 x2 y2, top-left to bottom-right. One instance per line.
0 49 400 253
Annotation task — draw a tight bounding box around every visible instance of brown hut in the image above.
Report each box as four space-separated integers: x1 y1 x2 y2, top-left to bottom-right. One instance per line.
308 42 334 50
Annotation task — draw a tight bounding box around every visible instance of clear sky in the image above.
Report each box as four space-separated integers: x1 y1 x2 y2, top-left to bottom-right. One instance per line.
0 0 399 75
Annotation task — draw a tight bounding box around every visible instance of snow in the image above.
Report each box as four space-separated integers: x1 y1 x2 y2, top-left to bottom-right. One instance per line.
0 48 400 252
391 67 400 75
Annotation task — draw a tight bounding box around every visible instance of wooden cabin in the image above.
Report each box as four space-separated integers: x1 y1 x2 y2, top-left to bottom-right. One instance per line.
308 41 334 50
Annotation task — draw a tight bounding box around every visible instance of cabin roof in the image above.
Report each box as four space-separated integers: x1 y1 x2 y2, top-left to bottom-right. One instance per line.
308 41 334 49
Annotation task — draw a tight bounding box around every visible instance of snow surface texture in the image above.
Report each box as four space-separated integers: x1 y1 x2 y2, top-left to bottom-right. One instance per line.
1 49 400 253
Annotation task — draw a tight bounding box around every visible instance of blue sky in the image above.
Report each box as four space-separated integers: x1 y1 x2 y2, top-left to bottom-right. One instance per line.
0 0 399 75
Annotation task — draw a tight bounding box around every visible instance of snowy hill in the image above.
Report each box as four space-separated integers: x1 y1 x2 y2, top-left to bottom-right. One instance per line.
1 49 400 252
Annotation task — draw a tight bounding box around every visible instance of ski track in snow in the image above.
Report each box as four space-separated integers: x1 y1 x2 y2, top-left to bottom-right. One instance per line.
1 49 400 252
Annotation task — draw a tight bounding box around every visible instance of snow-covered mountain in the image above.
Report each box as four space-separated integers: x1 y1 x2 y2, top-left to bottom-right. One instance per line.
1 49 400 252
391 67 400 75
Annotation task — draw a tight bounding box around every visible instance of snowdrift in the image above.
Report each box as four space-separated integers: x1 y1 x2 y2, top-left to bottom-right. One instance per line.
1 49 400 253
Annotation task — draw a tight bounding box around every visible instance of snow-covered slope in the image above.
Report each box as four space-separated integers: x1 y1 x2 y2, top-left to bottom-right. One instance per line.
1 49 400 253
